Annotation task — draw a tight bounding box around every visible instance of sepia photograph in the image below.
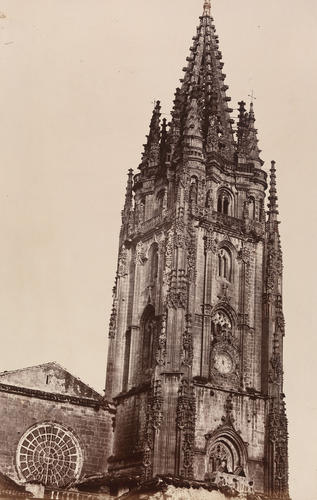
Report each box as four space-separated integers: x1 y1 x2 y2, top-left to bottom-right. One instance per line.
0 1 316 499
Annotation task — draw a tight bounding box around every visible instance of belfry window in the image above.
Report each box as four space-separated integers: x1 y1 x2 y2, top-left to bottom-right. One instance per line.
218 248 232 281
217 190 233 215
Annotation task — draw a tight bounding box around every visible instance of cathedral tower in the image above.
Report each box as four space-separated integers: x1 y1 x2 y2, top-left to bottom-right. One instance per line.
105 2 289 498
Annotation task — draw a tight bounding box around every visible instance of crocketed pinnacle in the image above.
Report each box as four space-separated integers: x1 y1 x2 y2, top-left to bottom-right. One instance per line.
123 169 133 211
169 4 235 160
237 101 262 165
141 101 162 169
121 168 134 232
268 161 279 220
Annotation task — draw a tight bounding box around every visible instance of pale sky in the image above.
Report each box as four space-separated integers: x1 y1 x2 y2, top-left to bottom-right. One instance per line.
0 1 316 499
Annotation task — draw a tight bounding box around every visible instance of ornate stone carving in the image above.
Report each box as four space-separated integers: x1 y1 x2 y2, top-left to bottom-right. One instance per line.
108 298 118 339
187 221 197 282
217 283 232 305
222 394 235 427
142 380 164 480
136 241 148 265
174 219 186 248
167 269 187 309
164 229 174 269
206 115 221 153
238 244 255 314
118 245 128 277
276 294 285 335
176 378 196 479
266 233 283 293
269 351 283 385
267 398 289 498
151 380 163 430
204 230 218 254
156 314 167 366
182 314 193 367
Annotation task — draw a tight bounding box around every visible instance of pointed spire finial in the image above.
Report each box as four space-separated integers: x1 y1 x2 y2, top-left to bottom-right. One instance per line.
203 0 211 16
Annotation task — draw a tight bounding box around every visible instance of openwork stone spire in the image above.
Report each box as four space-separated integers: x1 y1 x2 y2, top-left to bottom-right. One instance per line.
168 3 235 161
141 101 162 170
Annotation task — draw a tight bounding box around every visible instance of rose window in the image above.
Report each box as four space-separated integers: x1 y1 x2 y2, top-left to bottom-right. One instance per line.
17 423 83 488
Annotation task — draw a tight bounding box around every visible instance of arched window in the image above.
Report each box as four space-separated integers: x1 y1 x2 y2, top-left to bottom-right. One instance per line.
141 306 156 371
223 197 230 215
249 197 256 220
156 190 165 215
217 190 233 216
218 248 232 281
207 435 246 477
149 243 159 282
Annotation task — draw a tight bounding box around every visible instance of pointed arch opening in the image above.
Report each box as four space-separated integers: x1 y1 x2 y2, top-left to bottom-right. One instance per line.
140 305 156 372
218 247 232 282
217 189 233 216
206 431 247 477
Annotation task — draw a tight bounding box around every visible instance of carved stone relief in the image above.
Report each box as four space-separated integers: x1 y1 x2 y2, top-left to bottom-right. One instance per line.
176 378 196 479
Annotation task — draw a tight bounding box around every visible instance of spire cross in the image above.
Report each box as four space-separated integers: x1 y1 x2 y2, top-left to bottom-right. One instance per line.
248 90 257 103
203 0 211 16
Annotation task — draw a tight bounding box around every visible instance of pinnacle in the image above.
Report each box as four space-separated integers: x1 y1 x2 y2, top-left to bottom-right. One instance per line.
237 100 262 165
268 160 279 219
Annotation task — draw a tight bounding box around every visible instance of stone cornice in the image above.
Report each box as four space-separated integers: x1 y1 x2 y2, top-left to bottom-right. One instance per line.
0 382 115 413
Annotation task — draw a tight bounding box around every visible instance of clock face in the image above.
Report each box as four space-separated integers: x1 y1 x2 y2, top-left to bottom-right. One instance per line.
214 352 233 374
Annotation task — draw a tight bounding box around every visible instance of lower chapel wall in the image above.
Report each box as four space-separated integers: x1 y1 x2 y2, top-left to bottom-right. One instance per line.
194 386 266 492
0 391 113 484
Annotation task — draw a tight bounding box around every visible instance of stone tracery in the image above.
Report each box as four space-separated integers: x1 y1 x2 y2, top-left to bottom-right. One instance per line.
17 423 82 488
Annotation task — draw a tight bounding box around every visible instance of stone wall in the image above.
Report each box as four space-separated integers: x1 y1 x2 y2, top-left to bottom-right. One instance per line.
0 389 113 484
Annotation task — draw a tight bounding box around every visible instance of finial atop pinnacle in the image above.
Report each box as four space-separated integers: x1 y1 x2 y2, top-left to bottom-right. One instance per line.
203 0 211 16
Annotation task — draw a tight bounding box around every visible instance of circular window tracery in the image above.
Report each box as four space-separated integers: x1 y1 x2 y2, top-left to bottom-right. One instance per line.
17 423 83 488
